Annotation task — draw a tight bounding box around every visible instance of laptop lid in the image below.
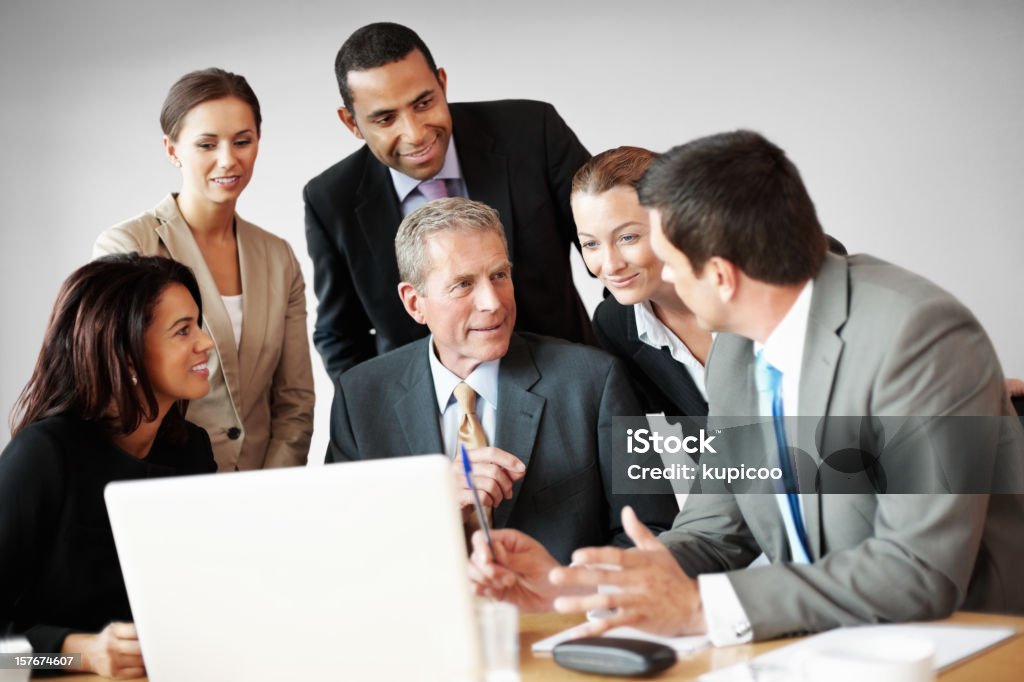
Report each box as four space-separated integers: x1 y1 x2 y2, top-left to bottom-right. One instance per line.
105 455 481 682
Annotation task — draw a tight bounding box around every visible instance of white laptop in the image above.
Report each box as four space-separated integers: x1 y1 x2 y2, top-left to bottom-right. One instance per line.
105 455 482 682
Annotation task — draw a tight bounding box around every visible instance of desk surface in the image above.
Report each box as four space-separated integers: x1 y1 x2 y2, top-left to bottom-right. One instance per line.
55 611 1022 681
521 611 1024 681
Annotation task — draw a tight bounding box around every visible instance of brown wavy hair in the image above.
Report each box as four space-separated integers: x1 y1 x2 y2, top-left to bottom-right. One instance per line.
571 146 657 197
10 254 203 439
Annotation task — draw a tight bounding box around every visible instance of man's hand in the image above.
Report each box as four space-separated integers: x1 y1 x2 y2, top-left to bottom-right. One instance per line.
453 446 525 519
548 506 707 637
63 622 146 679
467 528 565 613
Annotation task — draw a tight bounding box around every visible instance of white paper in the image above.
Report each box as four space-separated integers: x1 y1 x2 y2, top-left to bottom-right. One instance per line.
699 623 1015 681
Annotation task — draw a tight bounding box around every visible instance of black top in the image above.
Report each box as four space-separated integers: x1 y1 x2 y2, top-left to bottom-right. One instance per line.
0 415 216 653
303 100 594 378
592 296 709 419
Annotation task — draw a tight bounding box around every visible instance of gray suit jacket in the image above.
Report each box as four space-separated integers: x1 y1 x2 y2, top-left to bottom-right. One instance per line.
328 333 678 564
660 253 1024 640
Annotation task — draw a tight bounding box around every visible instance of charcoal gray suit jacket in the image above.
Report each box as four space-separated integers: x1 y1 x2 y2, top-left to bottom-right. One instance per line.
328 333 679 564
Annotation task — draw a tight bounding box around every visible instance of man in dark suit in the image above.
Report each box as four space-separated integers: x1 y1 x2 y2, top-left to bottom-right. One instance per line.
305 22 593 378
327 198 677 564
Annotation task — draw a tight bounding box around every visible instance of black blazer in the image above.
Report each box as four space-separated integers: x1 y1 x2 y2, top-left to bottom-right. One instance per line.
327 333 678 564
592 296 709 418
304 100 594 379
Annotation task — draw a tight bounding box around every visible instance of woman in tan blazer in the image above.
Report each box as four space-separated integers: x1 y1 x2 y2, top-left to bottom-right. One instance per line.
95 68 314 471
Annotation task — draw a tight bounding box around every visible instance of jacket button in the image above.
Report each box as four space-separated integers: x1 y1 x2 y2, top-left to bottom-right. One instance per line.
227 427 242 440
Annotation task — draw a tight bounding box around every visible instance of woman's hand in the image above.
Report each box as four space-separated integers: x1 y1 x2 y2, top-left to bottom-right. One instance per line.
63 622 146 679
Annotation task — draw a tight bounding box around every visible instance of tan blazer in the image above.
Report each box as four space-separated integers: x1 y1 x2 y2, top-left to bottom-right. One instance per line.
94 194 315 471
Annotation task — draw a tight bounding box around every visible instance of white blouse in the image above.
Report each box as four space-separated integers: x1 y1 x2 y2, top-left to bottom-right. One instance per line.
221 294 244 350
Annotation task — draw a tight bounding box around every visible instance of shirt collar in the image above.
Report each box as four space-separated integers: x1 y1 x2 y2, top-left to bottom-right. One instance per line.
389 138 464 203
754 280 814 378
427 336 500 413
634 300 704 371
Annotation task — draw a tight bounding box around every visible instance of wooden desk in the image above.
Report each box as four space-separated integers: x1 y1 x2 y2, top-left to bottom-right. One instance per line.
519 612 1024 681
53 611 1022 681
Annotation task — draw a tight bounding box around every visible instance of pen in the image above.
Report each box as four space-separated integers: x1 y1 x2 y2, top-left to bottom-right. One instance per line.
460 443 496 557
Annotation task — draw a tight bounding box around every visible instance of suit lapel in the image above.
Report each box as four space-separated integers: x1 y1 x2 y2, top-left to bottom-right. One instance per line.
153 196 243 411
706 334 757 418
798 253 850 559
626 310 708 417
492 335 545 529
235 217 268 394
799 254 848 429
452 105 516 262
354 157 405 274
739 495 791 561
394 340 446 454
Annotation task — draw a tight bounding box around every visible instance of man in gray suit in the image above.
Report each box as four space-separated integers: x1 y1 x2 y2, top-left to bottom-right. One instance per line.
469 131 1024 644
327 198 677 564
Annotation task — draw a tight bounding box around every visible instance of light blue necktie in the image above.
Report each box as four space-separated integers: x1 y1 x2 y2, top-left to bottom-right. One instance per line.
755 351 812 561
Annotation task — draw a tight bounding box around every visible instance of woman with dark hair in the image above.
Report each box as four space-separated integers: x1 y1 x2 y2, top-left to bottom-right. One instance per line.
94 67 314 472
572 147 712 418
0 254 217 678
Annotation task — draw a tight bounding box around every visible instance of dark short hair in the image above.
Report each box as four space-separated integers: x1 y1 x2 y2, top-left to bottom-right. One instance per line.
571 146 657 197
160 67 262 141
334 22 439 111
638 130 826 284
11 254 204 439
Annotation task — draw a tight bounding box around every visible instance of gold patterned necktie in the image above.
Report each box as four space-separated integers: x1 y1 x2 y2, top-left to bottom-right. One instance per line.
453 382 488 449
453 382 492 534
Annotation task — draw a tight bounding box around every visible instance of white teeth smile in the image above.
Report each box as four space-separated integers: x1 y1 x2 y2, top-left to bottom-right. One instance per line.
192 363 209 371
213 177 238 185
403 139 435 158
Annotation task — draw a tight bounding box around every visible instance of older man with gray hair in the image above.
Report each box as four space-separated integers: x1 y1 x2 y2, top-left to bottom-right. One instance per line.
327 197 677 562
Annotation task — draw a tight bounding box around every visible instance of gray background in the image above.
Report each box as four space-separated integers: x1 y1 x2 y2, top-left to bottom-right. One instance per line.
1 0 1021 459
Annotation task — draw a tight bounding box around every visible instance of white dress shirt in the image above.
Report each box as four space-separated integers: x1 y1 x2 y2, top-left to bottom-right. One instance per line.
390 139 468 217
427 337 499 459
697 280 814 646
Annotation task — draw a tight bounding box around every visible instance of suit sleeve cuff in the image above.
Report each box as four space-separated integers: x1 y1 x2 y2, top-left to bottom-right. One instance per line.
22 624 74 655
698 573 753 647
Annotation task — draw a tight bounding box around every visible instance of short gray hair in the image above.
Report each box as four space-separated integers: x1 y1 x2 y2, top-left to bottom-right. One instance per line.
395 197 509 291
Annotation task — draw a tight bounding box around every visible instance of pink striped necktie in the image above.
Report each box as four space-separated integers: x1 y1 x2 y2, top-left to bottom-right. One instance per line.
418 178 449 201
